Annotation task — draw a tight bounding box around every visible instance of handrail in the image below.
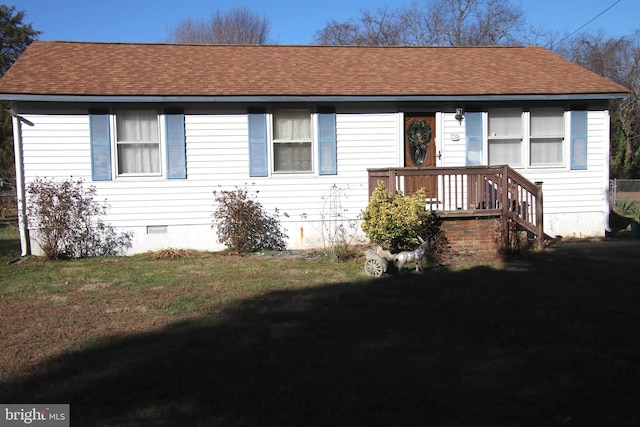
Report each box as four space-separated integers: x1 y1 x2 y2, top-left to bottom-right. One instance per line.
367 165 544 250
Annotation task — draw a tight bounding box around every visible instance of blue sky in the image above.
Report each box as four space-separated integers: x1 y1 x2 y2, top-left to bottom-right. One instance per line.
9 0 638 44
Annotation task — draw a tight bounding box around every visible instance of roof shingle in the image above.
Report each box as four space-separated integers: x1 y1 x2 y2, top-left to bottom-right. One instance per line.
0 41 628 98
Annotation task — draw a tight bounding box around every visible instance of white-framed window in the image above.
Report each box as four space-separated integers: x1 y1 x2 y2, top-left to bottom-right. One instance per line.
115 110 161 176
89 108 186 181
272 109 313 173
248 108 336 177
488 108 523 166
478 107 567 169
529 107 565 167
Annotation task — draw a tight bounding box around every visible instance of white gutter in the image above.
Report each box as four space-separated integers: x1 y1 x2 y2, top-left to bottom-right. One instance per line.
11 105 30 256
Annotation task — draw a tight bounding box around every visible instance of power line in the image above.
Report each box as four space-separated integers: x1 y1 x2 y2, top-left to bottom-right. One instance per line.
550 0 622 48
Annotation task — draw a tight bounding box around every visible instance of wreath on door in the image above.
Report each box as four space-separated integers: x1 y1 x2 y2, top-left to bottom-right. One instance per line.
407 119 432 166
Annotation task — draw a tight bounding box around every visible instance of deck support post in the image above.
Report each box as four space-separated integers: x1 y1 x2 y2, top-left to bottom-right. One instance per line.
535 181 544 251
501 166 510 250
389 168 396 195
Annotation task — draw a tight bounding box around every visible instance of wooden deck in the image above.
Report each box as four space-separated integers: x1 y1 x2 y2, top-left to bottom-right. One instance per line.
368 165 544 250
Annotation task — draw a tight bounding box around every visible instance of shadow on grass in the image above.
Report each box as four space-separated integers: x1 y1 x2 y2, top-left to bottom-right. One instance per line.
2 243 640 426
0 223 20 259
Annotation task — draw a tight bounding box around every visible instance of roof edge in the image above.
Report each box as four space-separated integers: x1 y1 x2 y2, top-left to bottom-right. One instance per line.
0 93 628 103
28 40 543 49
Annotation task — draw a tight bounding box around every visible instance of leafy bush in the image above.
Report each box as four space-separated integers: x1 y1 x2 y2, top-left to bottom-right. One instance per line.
26 178 133 259
213 187 287 253
361 181 447 254
614 199 640 221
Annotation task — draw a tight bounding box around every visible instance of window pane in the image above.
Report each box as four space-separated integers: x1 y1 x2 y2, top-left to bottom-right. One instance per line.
531 138 563 166
489 108 521 137
116 110 159 142
117 143 160 174
274 142 311 172
570 110 587 170
466 139 483 166
489 139 521 165
465 112 483 166
531 108 564 137
571 137 587 167
273 110 311 140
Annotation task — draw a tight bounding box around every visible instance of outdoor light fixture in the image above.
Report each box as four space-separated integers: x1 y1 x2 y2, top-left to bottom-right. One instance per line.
455 107 464 124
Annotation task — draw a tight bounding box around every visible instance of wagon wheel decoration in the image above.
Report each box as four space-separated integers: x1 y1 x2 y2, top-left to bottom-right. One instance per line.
407 119 432 166
364 258 384 277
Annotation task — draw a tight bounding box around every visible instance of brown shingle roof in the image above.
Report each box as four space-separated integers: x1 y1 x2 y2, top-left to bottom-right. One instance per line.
0 41 628 98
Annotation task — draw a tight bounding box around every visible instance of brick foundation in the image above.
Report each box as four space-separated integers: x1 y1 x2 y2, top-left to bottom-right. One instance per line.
440 216 501 253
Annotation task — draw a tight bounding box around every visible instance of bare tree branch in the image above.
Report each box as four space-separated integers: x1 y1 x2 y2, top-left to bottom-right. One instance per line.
167 7 271 45
560 31 640 177
313 0 526 46
313 6 405 46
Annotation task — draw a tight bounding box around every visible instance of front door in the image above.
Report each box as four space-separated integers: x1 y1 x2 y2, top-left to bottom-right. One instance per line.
404 114 437 197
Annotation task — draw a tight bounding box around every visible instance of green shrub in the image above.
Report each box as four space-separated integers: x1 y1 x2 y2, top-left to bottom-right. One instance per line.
213 187 287 253
26 177 133 259
361 181 446 254
614 199 640 220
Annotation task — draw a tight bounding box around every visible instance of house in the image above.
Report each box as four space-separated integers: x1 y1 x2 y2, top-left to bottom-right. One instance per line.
0 41 628 255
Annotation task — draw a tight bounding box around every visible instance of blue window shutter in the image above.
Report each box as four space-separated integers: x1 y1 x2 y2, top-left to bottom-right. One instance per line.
166 111 187 179
89 111 112 181
570 110 587 170
318 112 337 175
248 113 268 177
465 112 483 166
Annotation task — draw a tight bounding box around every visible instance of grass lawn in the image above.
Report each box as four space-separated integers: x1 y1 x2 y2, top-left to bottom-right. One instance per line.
1 223 640 426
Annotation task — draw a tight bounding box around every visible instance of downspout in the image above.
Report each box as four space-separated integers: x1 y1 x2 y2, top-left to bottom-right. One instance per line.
11 105 30 256
604 109 612 234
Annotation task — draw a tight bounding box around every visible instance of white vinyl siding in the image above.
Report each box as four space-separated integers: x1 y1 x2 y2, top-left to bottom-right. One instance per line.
16 105 609 253
21 113 93 179
17 107 404 252
502 110 609 237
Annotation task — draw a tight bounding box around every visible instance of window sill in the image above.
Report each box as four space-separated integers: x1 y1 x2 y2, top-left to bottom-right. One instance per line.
116 173 164 179
272 171 314 175
527 164 566 169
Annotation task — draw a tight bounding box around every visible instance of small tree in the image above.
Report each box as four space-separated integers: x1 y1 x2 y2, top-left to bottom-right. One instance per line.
213 187 287 253
0 5 40 187
361 181 447 255
26 178 132 259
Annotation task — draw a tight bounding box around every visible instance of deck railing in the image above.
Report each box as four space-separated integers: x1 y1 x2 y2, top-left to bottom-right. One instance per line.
367 165 544 250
